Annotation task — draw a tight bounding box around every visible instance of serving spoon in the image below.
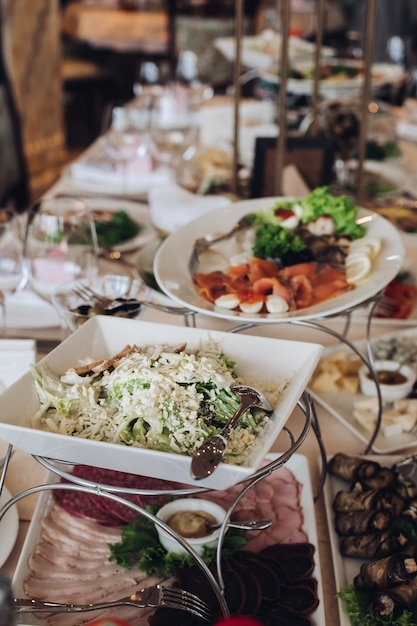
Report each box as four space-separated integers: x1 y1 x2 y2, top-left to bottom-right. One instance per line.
208 518 272 532
190 385 273 480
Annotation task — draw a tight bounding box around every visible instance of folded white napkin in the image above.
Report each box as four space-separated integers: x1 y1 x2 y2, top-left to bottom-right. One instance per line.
0 339 36 390
68 139 173 192
149 184 231 233
6 289 60 330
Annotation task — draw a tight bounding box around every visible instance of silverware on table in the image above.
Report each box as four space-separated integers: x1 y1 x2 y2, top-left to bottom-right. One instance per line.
191 384 274 480
14 584 214 622
209 518 272 531
72 282 194 317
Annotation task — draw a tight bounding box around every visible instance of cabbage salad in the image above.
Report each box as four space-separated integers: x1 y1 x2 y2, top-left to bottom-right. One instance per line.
30 341 282 464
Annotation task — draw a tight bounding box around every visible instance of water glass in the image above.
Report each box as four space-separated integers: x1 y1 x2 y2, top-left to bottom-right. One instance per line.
0 209 27 335
149 84 201 179
102 104 151 193
24 197 98 303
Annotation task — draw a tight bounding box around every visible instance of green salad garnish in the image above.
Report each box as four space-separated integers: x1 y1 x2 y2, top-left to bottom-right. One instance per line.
249 186 365 264
109 504 246 577
95 209 142 246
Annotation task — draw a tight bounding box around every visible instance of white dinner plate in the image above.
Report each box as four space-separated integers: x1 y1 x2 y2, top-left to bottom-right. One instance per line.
64 138 172 195
323 455 401 626
153 197 405 324
309 327 417 453
260 61 405 99
0 316 323 491
12 453 325 626
214 32 335 70
82 197 156 252
0 486 19 568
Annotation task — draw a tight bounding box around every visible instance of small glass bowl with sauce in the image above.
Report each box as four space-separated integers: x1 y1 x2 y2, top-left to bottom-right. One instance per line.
155 498 226 555
358 359 415 403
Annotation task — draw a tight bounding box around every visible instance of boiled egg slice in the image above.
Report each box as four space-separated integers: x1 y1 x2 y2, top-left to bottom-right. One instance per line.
214 294 240 310
275 203 303 230
265 295 289 313
239 297 264 314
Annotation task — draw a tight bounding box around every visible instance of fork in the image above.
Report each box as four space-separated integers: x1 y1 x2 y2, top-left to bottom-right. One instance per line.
372 295 397 318
188 213 255 277
14 584 214 622
72 283 194 317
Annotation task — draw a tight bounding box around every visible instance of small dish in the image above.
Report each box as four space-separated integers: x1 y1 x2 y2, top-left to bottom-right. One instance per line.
155 498 226 555
52 274 148 332
358 359 415 403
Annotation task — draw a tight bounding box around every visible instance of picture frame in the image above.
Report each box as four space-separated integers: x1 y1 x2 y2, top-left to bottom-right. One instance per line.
250 136 336 198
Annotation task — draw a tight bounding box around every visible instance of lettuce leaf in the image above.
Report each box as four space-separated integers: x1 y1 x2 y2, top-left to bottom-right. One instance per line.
338 585 417 626
295 186 366 239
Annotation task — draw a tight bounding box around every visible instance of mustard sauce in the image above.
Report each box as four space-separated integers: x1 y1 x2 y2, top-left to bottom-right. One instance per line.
167 510 218 538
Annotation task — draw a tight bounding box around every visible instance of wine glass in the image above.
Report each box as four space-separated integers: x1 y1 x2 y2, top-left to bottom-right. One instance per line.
149 84 201 180
102 105 151 193
24 196 98 303
0 209 27 336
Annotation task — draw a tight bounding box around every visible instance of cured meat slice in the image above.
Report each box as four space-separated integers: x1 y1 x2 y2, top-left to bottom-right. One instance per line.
230 551 281 601
258 603 312 626
56 466 189 525
260 544 316 579
53 488 121 526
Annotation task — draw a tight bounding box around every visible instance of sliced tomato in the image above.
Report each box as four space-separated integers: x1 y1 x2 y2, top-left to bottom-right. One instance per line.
274 208 295 220
379 280 417 320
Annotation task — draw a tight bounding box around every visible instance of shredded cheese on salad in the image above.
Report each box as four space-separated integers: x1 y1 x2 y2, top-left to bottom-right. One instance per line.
30 341 284 464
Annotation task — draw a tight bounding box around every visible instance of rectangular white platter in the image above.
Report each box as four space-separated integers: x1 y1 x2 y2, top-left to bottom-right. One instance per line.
323 455 401 626
0 316 323 490
308 326 417 454
12 453 325 626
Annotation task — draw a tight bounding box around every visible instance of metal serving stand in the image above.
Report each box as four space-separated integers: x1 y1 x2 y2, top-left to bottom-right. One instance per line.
0 388 314 620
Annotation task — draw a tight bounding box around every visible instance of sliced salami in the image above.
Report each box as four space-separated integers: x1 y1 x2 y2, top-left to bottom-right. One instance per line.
53 487 121 526
58 465 189 524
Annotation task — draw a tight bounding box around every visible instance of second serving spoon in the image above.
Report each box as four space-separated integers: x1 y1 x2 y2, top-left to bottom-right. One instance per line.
190 385 273 480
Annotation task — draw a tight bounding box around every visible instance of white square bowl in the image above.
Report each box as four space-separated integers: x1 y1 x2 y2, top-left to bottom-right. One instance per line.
0 317 323 489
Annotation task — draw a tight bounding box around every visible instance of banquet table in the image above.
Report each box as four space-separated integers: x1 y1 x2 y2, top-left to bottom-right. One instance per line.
2 106 417 624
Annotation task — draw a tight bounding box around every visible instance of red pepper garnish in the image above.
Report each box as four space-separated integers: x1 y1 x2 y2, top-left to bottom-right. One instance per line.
274 208 295 220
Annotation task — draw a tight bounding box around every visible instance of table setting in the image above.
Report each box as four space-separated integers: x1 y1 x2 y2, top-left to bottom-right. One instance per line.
3 76 417 626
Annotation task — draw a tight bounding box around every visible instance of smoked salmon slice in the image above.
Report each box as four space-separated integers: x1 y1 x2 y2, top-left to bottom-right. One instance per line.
194 257 353 312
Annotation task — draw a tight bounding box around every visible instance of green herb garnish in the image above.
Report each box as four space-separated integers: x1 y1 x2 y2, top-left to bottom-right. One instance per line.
108 504 247 577
95 210 142 246
252 223 310 265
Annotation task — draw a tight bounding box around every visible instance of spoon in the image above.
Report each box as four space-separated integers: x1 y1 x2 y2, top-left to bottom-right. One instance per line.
190 385 274 480
208 518 272 532
382 348 417 384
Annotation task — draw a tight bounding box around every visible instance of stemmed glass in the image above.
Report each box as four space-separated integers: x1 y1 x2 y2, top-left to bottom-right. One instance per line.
102 105 151 193
0 209 27 335
149 84 201 181
23 196 98 303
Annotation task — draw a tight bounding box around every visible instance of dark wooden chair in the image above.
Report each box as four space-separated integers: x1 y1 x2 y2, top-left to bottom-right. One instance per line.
0 25 29 212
